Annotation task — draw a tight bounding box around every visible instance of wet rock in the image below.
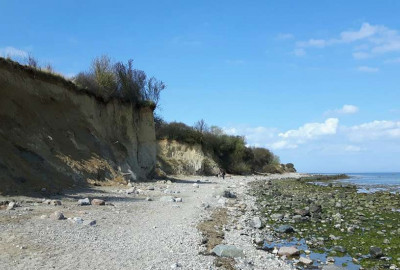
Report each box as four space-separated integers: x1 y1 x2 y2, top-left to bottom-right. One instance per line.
78 198 90 206
277 246 300 256
370 246 384 258
299 256 313 265
333 246 346 253
275 225 295 233
91 199 105 205
50 211 64 220
212 245 244 258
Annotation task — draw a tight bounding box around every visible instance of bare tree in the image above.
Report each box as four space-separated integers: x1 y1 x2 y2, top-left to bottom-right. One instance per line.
194 119 209 133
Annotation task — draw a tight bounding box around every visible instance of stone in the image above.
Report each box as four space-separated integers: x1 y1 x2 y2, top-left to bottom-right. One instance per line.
275 225 295 233
370 246 383 258
193 183 199 188
69 217 84 224
277 246 300 257
147 186 155 190
6 202 16 210
212 245 245 258
83 220 96 226
126 188 136 194
91 199 105 205
41 188 47 192
78 198 90 206
160 196 175 202
50 211 64 220
145 197 152 201
299 256 313 265
251 216 263 229
42 199 52 205
270 213 284 220
51 200 62 206
333 246 346 253
175 198 183 203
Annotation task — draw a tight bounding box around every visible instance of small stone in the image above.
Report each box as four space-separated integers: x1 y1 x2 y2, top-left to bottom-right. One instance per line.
212 245 244 258
147 186 155 190
251 216 263 229
42 199 52 205
51 200 62 206
70 217 83 224
40 215 48 219
50 211 64 220
299 257 313 265
160 196 175 202
91 199 105 206
175 198 183 203
275 225 295 233
305 250 311 255
170 263 181 268
270 213 284 220
193 183 199 188
41 188 47 192
278 246 300 257
327 257 335 263
383 239 390 244
333 246 346 253
6 202 16 210
83 220 96 226
78 198 90 206
126 188 136 194
145 197 152 201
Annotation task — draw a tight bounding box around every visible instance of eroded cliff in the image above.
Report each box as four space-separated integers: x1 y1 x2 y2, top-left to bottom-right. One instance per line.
0 59 156 195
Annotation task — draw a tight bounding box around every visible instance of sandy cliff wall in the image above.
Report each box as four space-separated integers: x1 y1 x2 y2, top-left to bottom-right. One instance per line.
157 139 219 175
0 59 156 195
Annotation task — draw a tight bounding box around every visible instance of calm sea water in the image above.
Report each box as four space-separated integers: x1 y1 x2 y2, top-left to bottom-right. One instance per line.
335 172 400 193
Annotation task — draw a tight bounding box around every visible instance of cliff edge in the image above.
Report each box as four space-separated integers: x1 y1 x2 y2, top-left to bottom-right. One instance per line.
0 59 156 195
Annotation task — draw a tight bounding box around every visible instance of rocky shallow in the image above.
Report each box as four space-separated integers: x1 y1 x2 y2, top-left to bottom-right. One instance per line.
250 176 400 269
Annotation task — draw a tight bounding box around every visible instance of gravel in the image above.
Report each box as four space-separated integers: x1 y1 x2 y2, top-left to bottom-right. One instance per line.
0 173 302 270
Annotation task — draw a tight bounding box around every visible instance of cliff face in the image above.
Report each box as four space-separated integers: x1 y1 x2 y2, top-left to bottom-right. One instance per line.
157 139 219 175
0 59 156 195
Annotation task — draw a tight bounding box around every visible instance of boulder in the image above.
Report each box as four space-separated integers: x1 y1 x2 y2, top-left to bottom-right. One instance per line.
6 202 16 210
212 245 244 258
251 216 263 229
277 246 300 256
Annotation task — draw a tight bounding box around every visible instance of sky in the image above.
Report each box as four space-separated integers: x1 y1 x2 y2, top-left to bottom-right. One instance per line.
1 0 400 173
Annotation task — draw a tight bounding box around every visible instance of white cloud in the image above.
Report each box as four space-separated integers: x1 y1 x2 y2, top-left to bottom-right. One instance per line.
276 33 294 40
346 120 400 141
0 46 28 58
293 48 306 57
269 140 298 150
344 145 363 152
385 57 400 64
357 66 379 73
326 105 359 116
279 118 339 141
294 22 400 60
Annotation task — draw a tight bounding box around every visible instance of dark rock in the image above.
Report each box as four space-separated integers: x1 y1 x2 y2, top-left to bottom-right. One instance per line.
370 246 384 258
275 225 295 233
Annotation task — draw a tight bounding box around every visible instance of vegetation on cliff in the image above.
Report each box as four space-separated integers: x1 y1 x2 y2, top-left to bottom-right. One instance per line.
155 119 295 175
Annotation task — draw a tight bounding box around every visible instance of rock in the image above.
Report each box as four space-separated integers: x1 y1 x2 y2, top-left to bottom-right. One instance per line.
42 199 52 205
322 265 347 270
270 213 284 220
83 220 96 226
41 188 47 192
310 204 322 214
6 202 16 210
383 239 390 244
223 190 236 198
193 183 199 188
147 186 155 190
170 263 181 268
40 215 48 219
212 245 245 258
370 246 384 258
294 209 310 217
160 196 175 202
78 198 90 206
327 257 335 263
145 197 152 201
50 211 64 220
91 199 105 206
251 216 263 229
333 246 346 253
175 198 183 203
275 225 295 233
69 217 84 224
299 256 313 265
200 202 210 209
126 188 136 194
51 200 62 206
277 246 300 256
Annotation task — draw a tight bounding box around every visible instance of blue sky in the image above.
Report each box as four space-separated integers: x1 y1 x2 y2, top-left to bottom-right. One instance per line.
1 1 400 173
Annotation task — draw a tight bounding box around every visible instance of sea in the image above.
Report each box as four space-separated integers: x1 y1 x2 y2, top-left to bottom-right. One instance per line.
323 172 400 193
